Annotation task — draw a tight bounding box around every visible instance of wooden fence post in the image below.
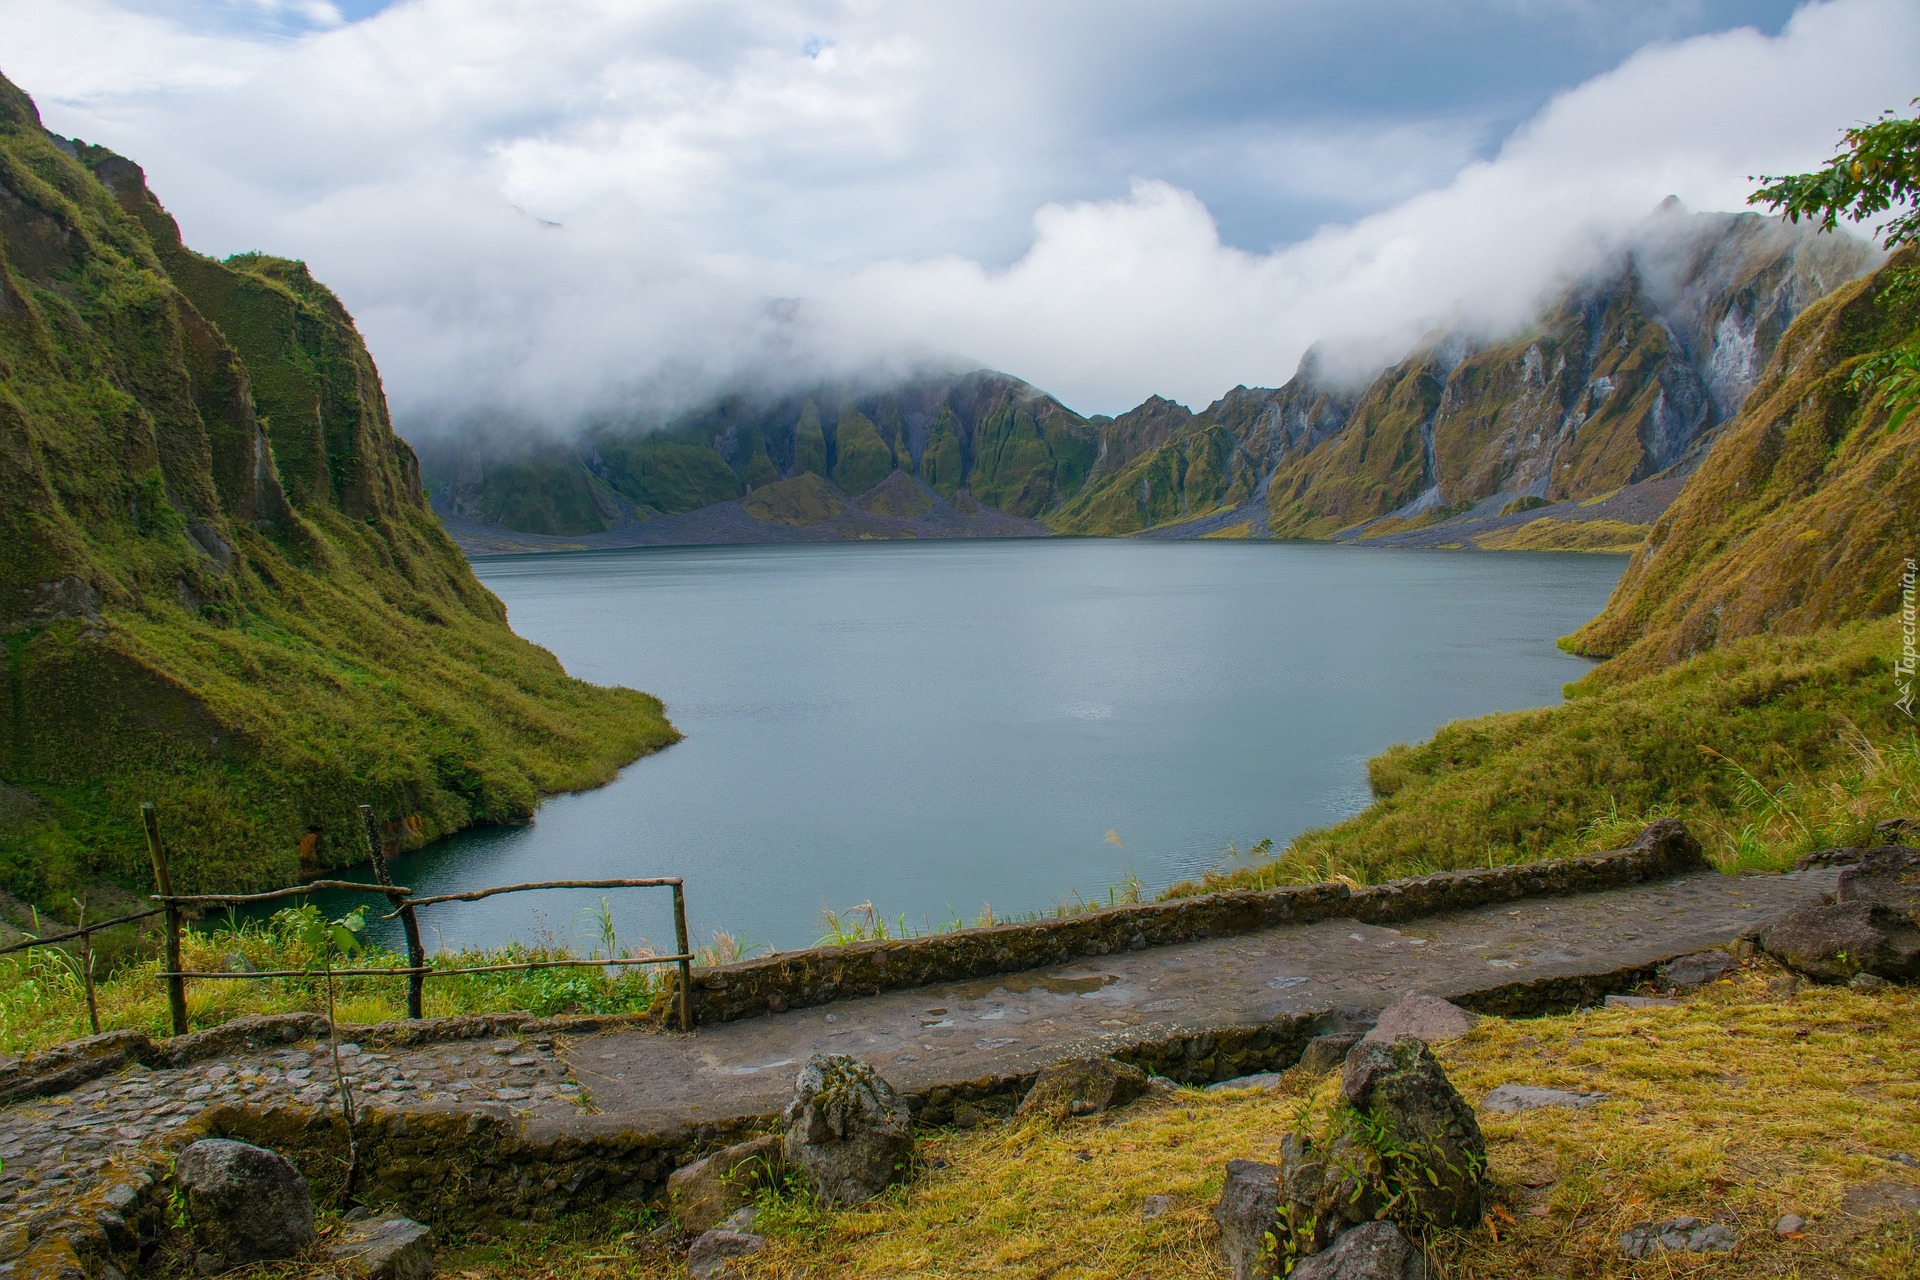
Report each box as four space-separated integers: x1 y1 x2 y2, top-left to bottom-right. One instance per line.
141 803 188 1036
360 805 426 1020
76 900 100 1035
671 880 693 1033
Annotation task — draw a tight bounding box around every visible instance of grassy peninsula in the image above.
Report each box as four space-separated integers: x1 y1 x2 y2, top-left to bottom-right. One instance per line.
0 72 677 908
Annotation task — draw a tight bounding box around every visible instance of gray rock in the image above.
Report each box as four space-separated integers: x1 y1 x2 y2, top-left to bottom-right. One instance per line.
1212 1159 1279 1280
668 1134 784 1232
1618 1217 1737 1257
1838 1180 1920 1222
1604 994 1678 1009
1659 951 1734 990
781 1053 913 1207
1298 1032 1363 1075
1341 1036 1487 1229
1362 995 1477 1046
1852 972 1893 990
1288 1221 1426 1280
1207 1072 1284 1093
1794 846 1865 871
686 1229 766 1279
324 1215 433 1280
1774 1213 1805 1236
1760 901 1920 983
1836 845 1920 911
174 1138 316 1265
1017 1056 1148 1120
1478 1085 1607 1114
720 1206 758 1233
1141 1193 1174 1220
1280 1129 1384 1255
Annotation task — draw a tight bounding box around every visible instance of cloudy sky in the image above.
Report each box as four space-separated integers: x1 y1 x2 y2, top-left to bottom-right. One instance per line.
5 0 1915 428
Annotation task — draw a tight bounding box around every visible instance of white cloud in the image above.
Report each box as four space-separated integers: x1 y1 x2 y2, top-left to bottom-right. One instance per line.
1 0 1909 424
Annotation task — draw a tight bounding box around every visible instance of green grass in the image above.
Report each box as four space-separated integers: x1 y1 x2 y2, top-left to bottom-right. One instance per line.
1165 618 1914 896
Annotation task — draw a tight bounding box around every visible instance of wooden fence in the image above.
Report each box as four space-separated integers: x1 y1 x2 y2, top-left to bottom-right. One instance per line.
0 803 696 1036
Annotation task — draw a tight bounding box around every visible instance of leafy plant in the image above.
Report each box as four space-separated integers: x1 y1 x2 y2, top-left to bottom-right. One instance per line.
272 901 368 1201
1753 98 1920 428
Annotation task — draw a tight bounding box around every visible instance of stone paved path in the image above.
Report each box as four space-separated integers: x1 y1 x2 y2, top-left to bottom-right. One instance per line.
0 1033 583 1259
0 864 1836 1263
570 866 1836 1127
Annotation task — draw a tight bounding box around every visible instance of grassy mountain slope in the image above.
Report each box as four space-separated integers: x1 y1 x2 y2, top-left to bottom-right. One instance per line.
1566 248 1920 678
1169 246 1917 897
0 75 676 902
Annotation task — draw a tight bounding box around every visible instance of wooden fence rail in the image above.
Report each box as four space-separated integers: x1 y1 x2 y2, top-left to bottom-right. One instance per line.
125 804 696 1034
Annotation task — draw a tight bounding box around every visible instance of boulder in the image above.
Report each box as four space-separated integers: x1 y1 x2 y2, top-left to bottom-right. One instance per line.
1212 1159 1280 1280
1760 901 1920 983
1298 1032 1363 1075
1604 994 1678 1009
1207 1072 1284 1093
1836 845 1920 910
1341 1037 1487 1229
174 1138 316 1265
323 1215 432 1280
1361 995 1477 1046
686 1229 766 1280
1017 1056 1148 1120
1659 950 1734 990
1279 1130 1384 1255
1288 1221 1426 1280
781 1053 913 1206
668 1134 784 1232
1478 1085 1606 1114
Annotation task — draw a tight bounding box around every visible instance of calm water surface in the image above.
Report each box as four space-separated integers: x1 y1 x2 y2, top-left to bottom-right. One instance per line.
326 540 1623 955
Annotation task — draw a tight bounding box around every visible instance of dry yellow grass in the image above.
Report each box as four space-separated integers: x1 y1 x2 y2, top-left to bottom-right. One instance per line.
363 959 1919 1280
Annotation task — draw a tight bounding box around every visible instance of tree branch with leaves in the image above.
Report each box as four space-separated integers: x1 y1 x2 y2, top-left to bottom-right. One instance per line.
1751 99 1920 428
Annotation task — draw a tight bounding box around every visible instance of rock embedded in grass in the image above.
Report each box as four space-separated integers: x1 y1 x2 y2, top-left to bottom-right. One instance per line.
1478 1084 1607 1114
1297 1032 1363 1075
1361 994 1477 1046
1287 1220 1426 1280
686 1228 766 1279
1015 1056 1148 1120
1618 1216 1737 1257
668 1134 784 1233
1212 1159 1280 1280
781 1053 912 1206
1658 950 1734 990
323 1214 434 1280
1339 1035 1488 1229
174 1138 316 1266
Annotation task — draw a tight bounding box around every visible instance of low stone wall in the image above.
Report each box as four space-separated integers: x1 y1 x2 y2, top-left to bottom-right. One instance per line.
667 820 1708 1024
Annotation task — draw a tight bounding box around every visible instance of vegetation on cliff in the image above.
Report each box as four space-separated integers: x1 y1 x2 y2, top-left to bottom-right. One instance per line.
0 73 676 905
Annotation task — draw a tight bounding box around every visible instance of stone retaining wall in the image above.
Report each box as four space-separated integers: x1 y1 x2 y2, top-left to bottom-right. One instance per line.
666 820 1707 1024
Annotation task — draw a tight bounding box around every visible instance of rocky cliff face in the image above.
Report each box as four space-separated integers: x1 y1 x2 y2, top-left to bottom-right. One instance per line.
0 73 674 900
1566 245 1920 681
430 208 1871 550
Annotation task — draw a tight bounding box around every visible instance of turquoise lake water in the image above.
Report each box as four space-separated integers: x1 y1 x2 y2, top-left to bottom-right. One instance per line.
318 539 1624 956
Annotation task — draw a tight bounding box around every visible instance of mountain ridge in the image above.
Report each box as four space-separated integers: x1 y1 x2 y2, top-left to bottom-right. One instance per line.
425 208 1874 553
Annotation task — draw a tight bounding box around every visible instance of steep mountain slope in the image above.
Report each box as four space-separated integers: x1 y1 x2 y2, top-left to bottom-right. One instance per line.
427 209 1870 552
0 74 676 901
1565 246 1920 681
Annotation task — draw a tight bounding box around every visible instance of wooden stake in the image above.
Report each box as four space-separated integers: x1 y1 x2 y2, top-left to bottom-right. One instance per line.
141 803 188 1036
360 805 426 1020
671 880 693 1033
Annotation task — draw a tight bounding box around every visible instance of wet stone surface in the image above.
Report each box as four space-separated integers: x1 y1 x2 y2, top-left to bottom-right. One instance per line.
0 1035 583 1259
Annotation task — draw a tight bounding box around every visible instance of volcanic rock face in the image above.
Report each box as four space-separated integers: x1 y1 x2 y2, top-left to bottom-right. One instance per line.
1763 846 1920 983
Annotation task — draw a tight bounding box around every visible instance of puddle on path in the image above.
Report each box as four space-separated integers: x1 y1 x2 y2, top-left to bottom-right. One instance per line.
945 971 1119 1001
